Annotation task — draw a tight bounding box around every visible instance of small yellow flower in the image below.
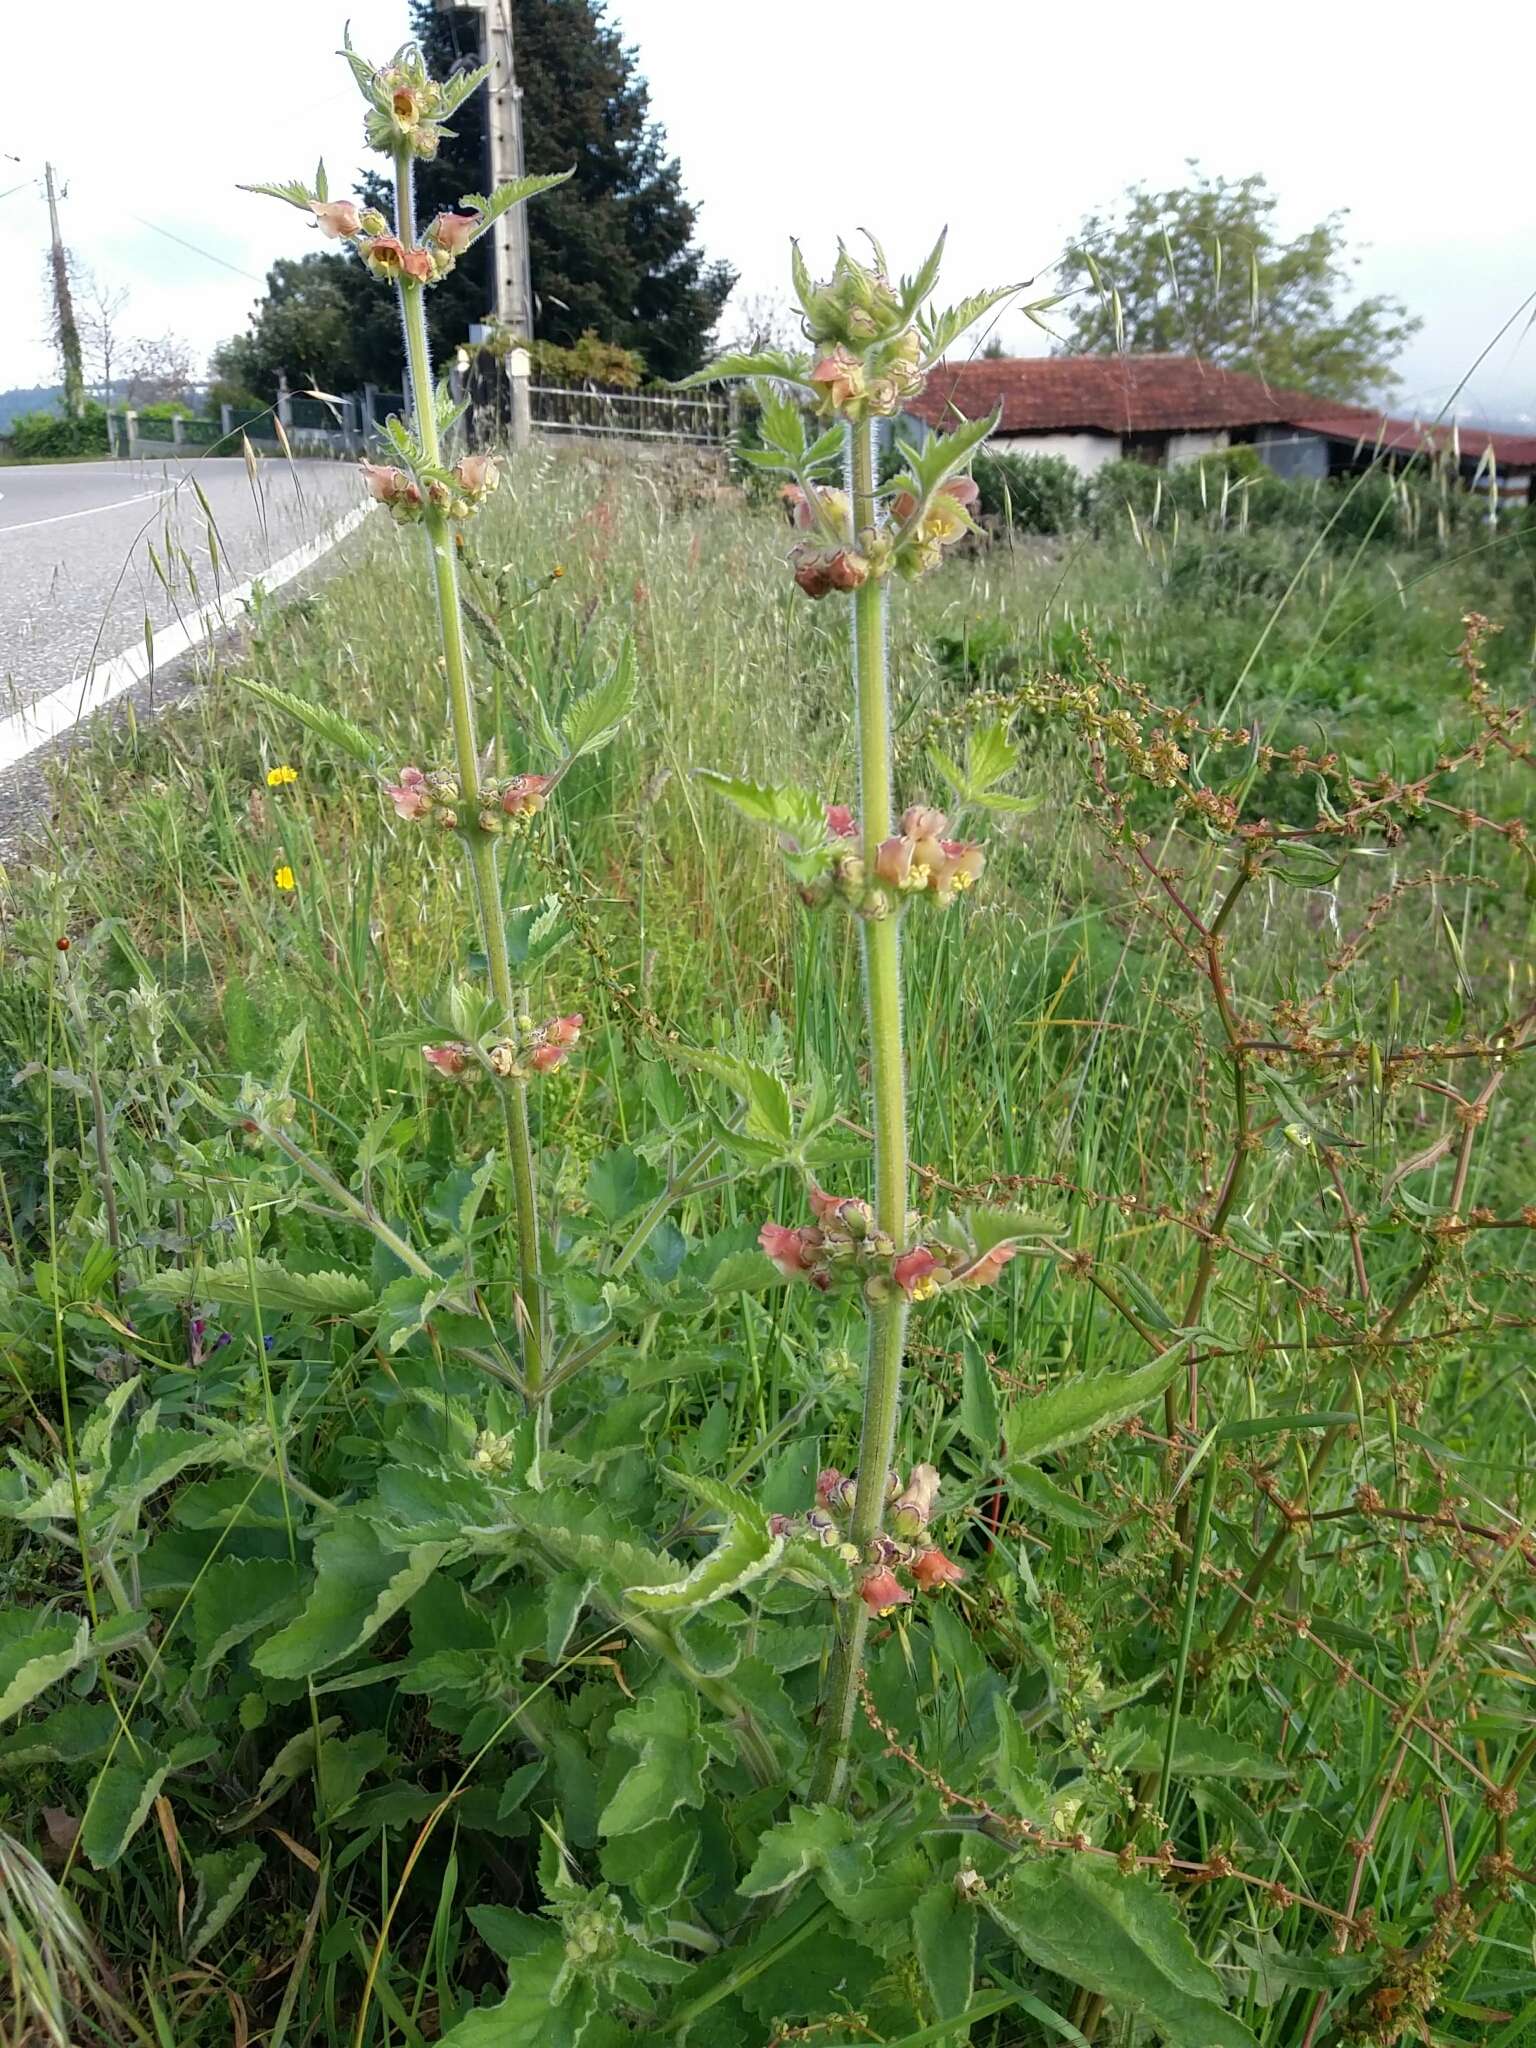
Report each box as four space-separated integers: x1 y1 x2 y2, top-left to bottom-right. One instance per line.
266 764 298 787
273 865 296 892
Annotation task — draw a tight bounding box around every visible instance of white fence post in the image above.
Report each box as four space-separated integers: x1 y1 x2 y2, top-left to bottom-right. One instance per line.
277 373 293 431
508 347 531 452
220 402 234 442
171 414 185 450
124 409 138 458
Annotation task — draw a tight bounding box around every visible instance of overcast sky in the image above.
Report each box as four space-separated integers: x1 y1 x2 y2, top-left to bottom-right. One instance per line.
4 0 1532 422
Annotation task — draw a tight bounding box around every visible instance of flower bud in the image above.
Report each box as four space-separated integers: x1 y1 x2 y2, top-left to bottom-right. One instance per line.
358 207 388 237
893 1462 942 1536
309 199 361 239
825 803 859 841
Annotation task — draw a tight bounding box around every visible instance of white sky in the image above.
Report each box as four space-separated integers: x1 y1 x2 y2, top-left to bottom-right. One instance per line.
4 0 1533 422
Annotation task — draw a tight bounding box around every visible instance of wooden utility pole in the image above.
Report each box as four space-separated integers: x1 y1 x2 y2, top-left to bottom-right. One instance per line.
436 0 532 338
44 162 86 420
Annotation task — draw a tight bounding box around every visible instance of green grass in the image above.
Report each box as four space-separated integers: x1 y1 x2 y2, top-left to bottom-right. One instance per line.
0 444 1533 2046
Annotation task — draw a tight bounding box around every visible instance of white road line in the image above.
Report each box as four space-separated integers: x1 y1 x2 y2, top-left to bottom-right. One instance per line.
0 502 373 775
0 489 168 536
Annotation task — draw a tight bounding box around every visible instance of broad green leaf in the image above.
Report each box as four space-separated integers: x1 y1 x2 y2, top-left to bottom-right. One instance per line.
255 1517 452 1678
1006 1337 1195 1467
193 1557 303 1672
237 176 317 211
585 1145 665 1225
81 1750 171 1869
186 1844 263 1957
108 1428 220 1514
912 1879 977 2021
0 1610 91 1723
561 644 636 760
987 1864 1259 2048
0 1700 115 1768
696 771 832 883
738 1804 874 1901
919 284 1024 366
502 1489 684 1597
1009 1463 1103 1530
135 1258 374 1319
625 1474 783 1615
957 1341 1000 1454
236 677 378 767
599 1685 707 1836
438 1938 596 2047
1116 1712 1290 1782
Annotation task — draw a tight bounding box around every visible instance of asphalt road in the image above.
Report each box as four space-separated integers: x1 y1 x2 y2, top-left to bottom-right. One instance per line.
0 454 361 720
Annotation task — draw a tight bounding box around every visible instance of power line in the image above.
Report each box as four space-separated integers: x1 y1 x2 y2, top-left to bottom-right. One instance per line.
127 215 266 283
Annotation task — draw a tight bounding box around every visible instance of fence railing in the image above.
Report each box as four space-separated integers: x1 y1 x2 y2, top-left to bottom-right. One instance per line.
527 381 733 446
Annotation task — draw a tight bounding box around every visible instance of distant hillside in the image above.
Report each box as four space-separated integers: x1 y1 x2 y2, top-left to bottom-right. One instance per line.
0 384 63 432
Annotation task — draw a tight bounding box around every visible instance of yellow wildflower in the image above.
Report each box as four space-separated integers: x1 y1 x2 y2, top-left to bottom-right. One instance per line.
274 866 296 892
266 764 299 787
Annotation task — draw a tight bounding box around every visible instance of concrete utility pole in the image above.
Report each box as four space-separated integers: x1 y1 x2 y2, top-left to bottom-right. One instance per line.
436 0 533 338
44 163 86 420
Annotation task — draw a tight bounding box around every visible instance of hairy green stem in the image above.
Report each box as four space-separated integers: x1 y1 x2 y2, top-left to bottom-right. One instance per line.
810 417 911 1803
393 149 545 1398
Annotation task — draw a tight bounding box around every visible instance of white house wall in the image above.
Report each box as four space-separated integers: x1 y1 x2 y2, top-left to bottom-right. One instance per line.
991 431 1122 476
1167 429 1230 465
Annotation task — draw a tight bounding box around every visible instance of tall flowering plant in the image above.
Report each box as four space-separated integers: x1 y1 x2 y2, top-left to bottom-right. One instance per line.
684 238 1041 1792
244 39 571 1405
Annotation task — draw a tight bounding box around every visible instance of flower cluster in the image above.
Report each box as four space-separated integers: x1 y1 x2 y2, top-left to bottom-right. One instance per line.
361 49 453 161
800 801 984 915
308 186 479 290
360 453 500 525
759 1183 1016 1305
770 1460 966 1616
782 486 869 599
796 245 928 421
423 1013 582 1084
385 766 551 833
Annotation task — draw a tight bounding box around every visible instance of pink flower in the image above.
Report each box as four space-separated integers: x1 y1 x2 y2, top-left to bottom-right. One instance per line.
360 461 408 504
874 835 916 888
528 1043 570 1073
825 804 858 841
892 1247 941 1300
816 1467 845 1509
386 765 432 820
427 210 479 257
456 453 500 495
953 1242 1016 1289
890 476 980 530
791 546 868 599
933 839 985 901
309 199 361 239
360 233 408 278
858 1567 912 1616
900 806 949 843
499 773 553 818
759 1222 825 1282
910 1547 966 1593
807 1182 845 1224
808 346 866 412
423 1043 472 1076
402 246 433 284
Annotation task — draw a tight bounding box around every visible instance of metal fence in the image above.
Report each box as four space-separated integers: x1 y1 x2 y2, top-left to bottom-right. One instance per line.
527 381 733 446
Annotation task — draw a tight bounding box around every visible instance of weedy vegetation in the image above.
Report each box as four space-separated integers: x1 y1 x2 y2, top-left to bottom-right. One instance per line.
1 31 1534 2048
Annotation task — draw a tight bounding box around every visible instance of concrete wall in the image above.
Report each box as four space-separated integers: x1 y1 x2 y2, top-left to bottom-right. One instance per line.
992 430 1123 476
1167 429 1230 465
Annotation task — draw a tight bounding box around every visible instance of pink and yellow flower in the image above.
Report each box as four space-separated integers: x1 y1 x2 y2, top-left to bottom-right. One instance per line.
858 1567 912 1616
499 773 553 819
309 199 361 239
423 1042 472 1076
427 210 479 257
891 1247 942 1300
910 1546 966 1593
953 1241 1016 1289
385 765 432 820
759 1222 828 1287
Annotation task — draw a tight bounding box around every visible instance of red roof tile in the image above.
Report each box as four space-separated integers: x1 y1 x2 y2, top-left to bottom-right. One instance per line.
905 355 1536 469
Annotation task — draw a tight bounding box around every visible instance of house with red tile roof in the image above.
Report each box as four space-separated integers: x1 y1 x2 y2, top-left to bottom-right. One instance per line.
902 355 1536 504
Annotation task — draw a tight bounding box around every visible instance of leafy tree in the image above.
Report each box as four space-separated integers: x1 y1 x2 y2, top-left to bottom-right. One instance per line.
1058 166 1420 402
208 255 404 405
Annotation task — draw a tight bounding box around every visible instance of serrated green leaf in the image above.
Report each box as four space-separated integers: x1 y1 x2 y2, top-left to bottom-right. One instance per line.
625 1474 782 1615
919 284 1024 366
186 1844 264 1958
738 1804 874 1900
599 1684 707 1836
193 1557 303 1672
1009 1463 1103 1530
675 348 810 390
438 1940 596 2047
81 1750 171 1869
109 1427 220 1514
503 1489 685 1596
238 176 317 211
561 643 636 760
1006 1337 1195 1467
0 1610 91 1723
897 228 949 322
912 1879 977 2021
236 677 379 767
135 1258 374 1319
459 170 573 240
987 1863 1259 2047
255 1517 452 1679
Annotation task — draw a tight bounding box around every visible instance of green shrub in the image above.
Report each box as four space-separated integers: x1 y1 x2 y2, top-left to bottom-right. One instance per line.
972 448 1085 533
7 402 109 460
